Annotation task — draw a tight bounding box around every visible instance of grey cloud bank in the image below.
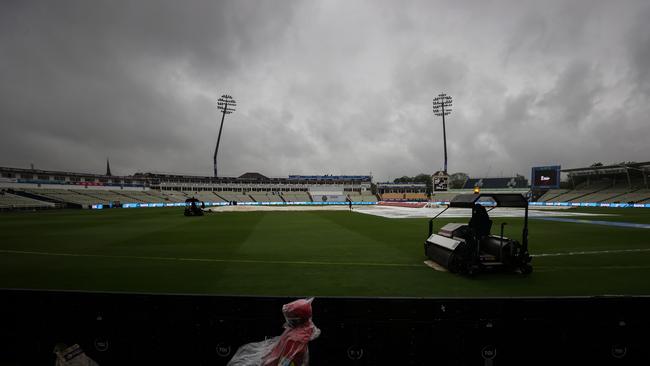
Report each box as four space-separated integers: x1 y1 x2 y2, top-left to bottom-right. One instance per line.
1 0 649 181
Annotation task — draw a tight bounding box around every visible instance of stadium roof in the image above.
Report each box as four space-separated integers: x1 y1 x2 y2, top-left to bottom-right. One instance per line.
562 161 650 176
377 182 427 187
0 165 132 179
238 172 269 180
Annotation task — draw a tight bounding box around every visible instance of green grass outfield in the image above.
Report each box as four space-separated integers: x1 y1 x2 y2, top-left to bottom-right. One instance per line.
1 207 649 297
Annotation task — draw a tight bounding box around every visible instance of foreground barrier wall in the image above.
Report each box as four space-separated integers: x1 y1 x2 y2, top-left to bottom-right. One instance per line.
1 289 648 364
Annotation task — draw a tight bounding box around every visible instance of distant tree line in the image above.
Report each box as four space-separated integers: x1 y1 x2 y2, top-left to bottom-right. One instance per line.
448 172 469 189
393 174 433 195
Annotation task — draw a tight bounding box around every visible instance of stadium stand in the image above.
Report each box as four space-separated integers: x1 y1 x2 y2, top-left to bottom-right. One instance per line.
536 189 569 202
404 193 427 201
20 188 104 207
159 191 190 201
548 190 596 202
378 182 427 202
359 193 378 202
10 188 188 207
281 192 312 202
463 177 528 189
570 188 631 203
602 189 650 203
549 161 650 203
110 190 149 203
345 191 378 202
147 190 187 202
0 166 375 208
380 193 424 201
116 190 175 203
69 189 137 204
380 193 404 201
217 191 254 202
248 192 283 202
0 191 54 210
182 191 224 202
346 191 360 201
548 182 611 202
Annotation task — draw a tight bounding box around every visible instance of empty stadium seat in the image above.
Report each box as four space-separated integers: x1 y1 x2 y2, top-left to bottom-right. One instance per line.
404 193 428 201
603 189 650 203
537 189 569 202
217 191 253 202
380 193 405 201
248 192 283 202
182 191 224 202
281 192 312 202
0 192 53 209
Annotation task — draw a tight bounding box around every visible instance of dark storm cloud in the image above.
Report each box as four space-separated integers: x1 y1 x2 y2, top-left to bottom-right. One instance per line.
626 5 650 96
0 0 297 175
537 61 603 127
1 0 649 180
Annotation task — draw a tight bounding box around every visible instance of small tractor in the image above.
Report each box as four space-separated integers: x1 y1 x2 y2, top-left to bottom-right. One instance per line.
424 193 532 275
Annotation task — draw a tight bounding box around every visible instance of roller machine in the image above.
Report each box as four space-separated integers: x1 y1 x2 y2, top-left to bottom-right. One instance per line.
184 197 205 216
424 193 532 275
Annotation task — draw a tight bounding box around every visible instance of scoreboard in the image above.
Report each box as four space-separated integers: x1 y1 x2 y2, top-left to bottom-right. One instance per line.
531 165 561 189
432 171 449 191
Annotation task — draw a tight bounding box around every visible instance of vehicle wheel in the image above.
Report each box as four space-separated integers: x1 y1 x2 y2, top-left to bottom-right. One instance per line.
519 264 533 275
467 265 479 277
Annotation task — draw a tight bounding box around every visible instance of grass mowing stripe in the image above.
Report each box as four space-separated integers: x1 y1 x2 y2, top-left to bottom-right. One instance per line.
533 217 650 229
534 248 650 257
535 265 650 271
4 247 649 267
0 249 423 268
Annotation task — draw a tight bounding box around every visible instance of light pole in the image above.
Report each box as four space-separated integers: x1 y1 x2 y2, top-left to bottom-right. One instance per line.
215 94 236 177
433 93 452 174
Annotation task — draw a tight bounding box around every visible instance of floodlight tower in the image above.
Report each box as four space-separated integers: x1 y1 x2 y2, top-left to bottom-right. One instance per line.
432 93 453 174
214 94 237 177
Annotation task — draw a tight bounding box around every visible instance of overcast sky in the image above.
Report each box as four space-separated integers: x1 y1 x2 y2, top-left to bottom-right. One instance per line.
1 0 649 181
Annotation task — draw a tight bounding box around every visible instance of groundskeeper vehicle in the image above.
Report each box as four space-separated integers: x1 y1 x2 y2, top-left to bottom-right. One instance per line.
184 197 205 217
424 193 532 275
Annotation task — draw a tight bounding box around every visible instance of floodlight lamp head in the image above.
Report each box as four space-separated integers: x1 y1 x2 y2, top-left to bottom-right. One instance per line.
217 94 237 113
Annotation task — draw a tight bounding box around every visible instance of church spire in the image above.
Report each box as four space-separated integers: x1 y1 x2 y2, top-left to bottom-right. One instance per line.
106 158 112 176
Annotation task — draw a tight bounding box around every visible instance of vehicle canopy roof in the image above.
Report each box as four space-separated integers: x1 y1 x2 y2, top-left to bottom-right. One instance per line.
449 193 527 208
